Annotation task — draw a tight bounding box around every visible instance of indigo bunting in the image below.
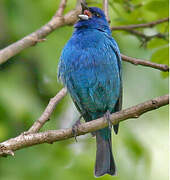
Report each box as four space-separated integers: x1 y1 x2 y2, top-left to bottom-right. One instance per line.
58 3 122 177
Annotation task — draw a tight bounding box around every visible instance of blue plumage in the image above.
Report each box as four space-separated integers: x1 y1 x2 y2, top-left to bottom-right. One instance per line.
58 5 122 177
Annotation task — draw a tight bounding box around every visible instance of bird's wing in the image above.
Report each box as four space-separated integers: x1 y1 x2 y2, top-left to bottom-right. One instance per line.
109 37 122 110
107 35 123 134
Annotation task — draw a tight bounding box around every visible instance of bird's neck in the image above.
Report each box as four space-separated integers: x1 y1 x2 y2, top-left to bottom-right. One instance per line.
74 26 111 36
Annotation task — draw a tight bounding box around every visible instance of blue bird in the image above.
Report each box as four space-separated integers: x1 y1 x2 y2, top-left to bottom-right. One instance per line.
58 3 122 177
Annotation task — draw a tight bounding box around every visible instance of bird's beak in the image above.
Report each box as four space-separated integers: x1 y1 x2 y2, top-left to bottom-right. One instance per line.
78 2 90 20
78 14 89 20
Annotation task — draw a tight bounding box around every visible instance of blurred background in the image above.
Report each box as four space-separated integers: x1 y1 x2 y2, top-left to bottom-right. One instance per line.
0 0 169 180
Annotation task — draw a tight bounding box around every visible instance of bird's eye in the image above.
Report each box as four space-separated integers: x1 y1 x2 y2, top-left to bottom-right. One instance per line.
93 12 101 18
96 13 101 17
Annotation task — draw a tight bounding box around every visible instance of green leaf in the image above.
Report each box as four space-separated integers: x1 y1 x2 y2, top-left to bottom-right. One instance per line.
151 47 169 78
151 46 169 65
145 0 169 17
148 38 168 49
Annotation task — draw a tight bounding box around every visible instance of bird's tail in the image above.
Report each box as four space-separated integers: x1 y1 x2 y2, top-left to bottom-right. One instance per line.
95 129 116 177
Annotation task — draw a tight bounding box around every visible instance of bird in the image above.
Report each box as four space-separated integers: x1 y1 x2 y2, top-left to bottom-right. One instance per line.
58 3 122 177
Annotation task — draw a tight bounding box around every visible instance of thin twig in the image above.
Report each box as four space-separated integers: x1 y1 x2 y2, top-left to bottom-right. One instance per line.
117 29 168 47
111 17 169 31
0 94 168 157
55 0 67 17
103 0 110 23
121 54 169 72
0 3 81 65
27 87 67 134
125 29 168 41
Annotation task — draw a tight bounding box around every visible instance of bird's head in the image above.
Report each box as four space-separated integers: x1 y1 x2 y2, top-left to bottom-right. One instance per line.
74 3 110 33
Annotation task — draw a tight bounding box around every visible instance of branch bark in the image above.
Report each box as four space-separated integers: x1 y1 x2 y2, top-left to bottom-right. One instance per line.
121 54 169 72
103 0 110 23
27 87 67 134
124 29 168 41
111 17 169 31
56 0 67 17
0 94 168 157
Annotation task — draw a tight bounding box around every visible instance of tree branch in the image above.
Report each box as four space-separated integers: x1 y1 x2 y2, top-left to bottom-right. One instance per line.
27 87 67 134
124 29 168 43
111 17 169 31
55 0 67 17
103 0 110 23
0 94 168 157
121 54 169 72
0 1 81 65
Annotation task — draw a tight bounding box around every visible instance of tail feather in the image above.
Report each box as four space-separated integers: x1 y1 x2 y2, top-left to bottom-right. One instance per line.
95 131 116 177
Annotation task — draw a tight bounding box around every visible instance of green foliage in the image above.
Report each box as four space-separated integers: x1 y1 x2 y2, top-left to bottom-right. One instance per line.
0 0 168 180
109 0 169 78
145 0 169 17
151 47 169 65
151 47 169 77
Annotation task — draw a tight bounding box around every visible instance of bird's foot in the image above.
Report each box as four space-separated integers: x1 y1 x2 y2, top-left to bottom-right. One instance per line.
91 131 96 137
72 115 82 142
104 110 112 130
